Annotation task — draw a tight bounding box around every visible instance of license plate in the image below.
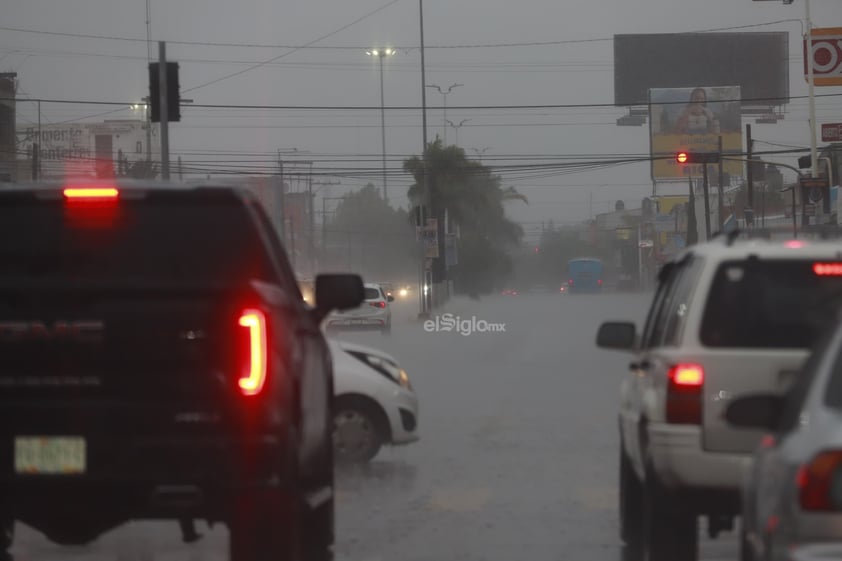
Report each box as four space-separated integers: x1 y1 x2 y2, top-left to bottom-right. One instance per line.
351 319 366 325
15 437 86 475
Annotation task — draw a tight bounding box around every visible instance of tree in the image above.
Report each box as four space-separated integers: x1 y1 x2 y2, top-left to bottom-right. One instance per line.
403 140 526 295
326 183 416 281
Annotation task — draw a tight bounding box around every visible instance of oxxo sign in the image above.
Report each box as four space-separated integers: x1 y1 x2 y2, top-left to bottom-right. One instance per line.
804 28 842 86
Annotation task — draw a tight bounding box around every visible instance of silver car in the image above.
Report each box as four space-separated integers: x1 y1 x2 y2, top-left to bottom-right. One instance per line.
326 283 393 335
727 315 842 561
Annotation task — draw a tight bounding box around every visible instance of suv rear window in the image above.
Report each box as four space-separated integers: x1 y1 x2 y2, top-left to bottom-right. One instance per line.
0 193 276 285
700 259 842 348
364 288 381 300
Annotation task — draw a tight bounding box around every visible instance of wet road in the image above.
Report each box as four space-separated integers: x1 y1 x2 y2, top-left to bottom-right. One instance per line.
10 292 740 560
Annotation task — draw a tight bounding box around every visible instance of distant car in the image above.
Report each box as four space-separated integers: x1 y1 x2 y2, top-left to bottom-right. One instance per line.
726 315 842 561
327 283 393 334
501 288 519 296
380 282 395 299
396 284 414 300
330 339 419 462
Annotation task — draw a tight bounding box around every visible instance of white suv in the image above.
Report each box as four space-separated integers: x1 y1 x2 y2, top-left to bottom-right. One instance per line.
597 236 842 561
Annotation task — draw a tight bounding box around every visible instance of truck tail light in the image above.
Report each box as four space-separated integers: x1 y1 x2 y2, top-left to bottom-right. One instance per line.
237 309 268 396
64 187 119 200
798 450 842 511
666 363 704 424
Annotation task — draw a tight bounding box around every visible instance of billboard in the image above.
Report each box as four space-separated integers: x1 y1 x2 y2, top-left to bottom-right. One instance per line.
804 28 842 86
650 86 743 181
15 120 155 179
614 33 789 107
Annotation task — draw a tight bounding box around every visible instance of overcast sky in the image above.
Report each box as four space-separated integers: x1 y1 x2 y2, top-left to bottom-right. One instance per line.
4 0 840 240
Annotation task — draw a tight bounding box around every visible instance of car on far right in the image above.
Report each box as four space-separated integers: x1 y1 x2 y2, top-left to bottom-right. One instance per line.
597 236 842 561
727 309 842 561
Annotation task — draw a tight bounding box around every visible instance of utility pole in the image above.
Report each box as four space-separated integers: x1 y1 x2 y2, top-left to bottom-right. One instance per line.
308 175 315 274
717 135 724 230
805 0 818 179
31 143 38 180
36 99 41 177
158 41 170 180
702 164 711 240
419 0 431 318
746 123 754 225
143 96 152 164
277 152 285 242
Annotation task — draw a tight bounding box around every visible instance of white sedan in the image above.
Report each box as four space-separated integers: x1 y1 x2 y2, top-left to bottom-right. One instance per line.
329 339 419 462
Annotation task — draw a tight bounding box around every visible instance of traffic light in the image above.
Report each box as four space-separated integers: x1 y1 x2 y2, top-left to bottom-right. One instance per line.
675 151 720 164
148 62 181 123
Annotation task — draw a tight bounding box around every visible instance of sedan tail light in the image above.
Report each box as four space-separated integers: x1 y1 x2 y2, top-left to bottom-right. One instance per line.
237 309 268 396
666 363 704 424
798 450 842 511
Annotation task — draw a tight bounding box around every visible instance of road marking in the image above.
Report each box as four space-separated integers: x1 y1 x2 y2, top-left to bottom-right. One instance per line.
427 487 492 512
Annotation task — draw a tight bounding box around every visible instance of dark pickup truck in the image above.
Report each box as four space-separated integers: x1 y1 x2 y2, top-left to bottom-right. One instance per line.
0 182 363 560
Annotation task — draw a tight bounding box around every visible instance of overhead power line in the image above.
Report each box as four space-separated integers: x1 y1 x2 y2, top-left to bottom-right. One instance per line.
0 19 802 51
5 92 839 111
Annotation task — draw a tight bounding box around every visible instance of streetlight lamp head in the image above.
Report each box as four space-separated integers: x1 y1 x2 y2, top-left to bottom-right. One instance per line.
367 49 378 56
384 48 396 56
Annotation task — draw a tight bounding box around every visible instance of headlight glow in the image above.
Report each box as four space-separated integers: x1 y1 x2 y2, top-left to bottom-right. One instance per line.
347 351 412 389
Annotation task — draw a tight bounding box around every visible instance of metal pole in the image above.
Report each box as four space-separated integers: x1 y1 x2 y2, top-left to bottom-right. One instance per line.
442 93 447 145
717 135 724 230
419 0 431 318
746 124 754 213
378 54 388 203
145 99 152 163
308 177 315 274
158 41 170 180
36 99 41 177
703 164 711 240
792 188 798 238
806 0 819 178
322 197 328 263
277 154 285 242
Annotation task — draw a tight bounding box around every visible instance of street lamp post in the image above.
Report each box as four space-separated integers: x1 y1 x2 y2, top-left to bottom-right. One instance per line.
446 119 470 147
366 48 396 204
471 146 490 161
426 83 463 145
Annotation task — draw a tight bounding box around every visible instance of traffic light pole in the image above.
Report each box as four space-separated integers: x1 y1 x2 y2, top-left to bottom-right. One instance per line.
717 136 724 230
158 41 170 180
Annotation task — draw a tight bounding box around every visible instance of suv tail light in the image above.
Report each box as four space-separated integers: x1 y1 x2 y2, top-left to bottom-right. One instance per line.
369 301 386 308
798 450 842 511
568 279 574 286
64 187 119 200
666 363 704 424
237 309 268 396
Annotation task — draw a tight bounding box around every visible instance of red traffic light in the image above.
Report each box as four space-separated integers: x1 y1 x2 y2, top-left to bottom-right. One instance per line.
674 151 720 164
